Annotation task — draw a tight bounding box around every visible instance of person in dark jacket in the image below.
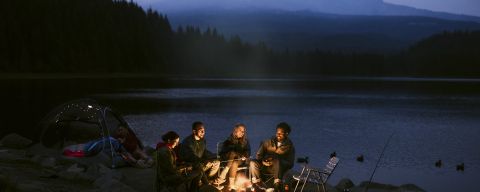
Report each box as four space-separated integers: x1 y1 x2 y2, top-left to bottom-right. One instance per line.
250 122 295 191
114 125 153 167
218 123 251 190
179 121 224 189
156 131 202 192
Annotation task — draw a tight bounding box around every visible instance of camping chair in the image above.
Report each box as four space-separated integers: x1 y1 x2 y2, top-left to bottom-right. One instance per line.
259 166 275 186
292 157 340 192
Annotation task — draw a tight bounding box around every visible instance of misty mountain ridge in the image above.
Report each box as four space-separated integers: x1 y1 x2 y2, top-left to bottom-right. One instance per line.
148 0 480 22
165 9 480 52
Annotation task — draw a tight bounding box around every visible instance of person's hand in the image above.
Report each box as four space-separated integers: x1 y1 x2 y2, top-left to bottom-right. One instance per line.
267 145 276 152
262 157 273 166
135 159 149 168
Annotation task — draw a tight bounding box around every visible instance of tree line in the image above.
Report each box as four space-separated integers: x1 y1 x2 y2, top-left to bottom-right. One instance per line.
1 0 172 73
1 0 479 77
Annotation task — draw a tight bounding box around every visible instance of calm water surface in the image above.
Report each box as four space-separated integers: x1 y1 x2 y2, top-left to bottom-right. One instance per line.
95 85 480 192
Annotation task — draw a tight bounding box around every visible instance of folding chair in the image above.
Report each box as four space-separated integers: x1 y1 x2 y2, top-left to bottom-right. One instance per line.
259 168 275 187
292 157 340 192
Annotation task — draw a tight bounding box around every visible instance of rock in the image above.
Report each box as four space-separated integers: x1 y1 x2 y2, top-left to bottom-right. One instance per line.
144 146 156 156
57 164 87 180
0 133 32 149
336 178 355 191
84 164 104 180
98 164 124 180
40 157 57 168
26 143 59 157
94 178 136 192
57 170 79 180
30 155 44 164
16 181 45 191
0 174 16 191
67 163 86 173
89 164 125 188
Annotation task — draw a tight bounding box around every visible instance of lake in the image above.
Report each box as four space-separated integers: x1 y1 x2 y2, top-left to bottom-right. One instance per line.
93 78 480 192
2 77 479 191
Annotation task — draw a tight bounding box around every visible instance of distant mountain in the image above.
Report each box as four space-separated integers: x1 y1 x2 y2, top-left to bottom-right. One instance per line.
147 0 480 23
164 9 480 52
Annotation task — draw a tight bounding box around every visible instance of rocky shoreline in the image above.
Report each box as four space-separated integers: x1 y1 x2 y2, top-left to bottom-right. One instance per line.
0 133 425 192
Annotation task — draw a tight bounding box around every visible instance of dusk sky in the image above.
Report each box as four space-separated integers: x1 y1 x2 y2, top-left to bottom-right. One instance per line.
135 0 480 17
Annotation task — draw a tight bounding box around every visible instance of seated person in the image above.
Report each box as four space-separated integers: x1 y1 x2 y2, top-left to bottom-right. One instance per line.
63 135 139 168
178 121 224 190
156 131 202 192
113 124 153 167
250 122 295 191
218 123 251 190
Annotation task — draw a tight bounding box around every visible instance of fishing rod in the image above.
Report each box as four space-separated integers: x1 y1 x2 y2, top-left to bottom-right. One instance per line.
364 131 395 192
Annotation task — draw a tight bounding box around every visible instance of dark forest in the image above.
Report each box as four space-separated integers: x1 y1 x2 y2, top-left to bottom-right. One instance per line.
1 0 479 77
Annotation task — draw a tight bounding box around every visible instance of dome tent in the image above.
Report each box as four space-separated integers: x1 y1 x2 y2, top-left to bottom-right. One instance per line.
37 99 143 168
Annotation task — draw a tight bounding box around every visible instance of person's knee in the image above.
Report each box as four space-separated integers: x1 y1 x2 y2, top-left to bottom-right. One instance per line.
249 160 259 169
211 160 220 169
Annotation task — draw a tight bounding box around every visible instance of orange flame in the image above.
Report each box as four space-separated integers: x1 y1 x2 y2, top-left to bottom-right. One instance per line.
233 173 252 192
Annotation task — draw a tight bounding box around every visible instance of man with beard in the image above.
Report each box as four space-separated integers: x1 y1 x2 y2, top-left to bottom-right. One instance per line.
179 121 224 190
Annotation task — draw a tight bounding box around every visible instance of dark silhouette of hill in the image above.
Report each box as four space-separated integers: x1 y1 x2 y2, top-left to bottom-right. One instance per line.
1 0 480 78
148 0 480 23
165 9 480 52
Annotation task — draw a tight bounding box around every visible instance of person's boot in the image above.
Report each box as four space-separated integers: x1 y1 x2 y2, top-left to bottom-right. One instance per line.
218 167 230 181
253 180 268 191
273 179 283 192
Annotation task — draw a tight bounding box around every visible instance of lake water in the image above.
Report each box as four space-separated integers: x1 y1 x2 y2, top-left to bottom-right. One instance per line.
93 79 480 192
2 77 479 191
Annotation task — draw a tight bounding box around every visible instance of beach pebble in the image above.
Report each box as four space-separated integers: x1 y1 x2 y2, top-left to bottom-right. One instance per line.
66 163 85 173
94 177 136 192
0 133 32 149
16 181 44 191
40 157 57 168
